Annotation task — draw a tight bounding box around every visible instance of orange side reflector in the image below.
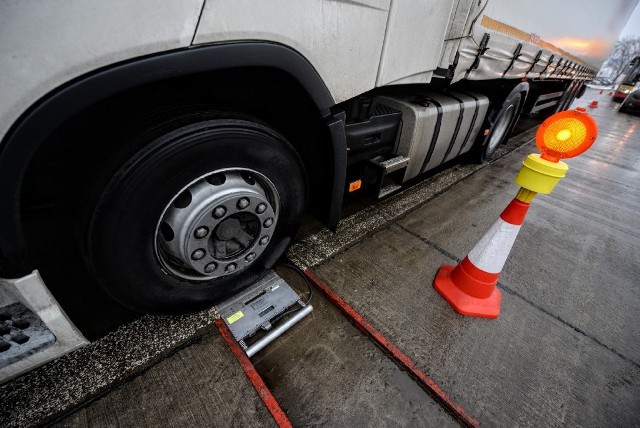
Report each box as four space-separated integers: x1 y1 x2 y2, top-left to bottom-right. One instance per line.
349 180 362 192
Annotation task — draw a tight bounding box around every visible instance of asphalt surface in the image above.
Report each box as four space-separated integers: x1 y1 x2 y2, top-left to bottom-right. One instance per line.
2 88 639 426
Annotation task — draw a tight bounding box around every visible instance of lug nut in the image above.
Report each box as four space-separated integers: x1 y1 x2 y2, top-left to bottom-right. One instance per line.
204 262 217 273
263 218 274 228
213 206 226 218
259 236 269 246
191 249 206 260
194 227 209 239
237 198 250 209
225 263 237 273
245 253 256 262
256 203 267 214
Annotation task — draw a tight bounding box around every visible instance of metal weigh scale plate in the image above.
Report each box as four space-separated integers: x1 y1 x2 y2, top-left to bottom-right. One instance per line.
215 270 313 357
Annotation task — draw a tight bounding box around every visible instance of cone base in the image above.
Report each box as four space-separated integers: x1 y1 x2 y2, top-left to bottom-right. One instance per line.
433 264 502 319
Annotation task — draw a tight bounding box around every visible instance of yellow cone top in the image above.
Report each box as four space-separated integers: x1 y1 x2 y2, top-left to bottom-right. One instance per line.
536 107 597 162
515 154 568 194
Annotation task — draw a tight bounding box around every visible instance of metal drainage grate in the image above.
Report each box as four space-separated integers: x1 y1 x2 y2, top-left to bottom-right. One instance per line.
0 302 56 369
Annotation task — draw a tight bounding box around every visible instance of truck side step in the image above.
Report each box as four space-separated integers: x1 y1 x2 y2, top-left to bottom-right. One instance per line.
378 156 410 174
370 155 410 199
215 270 312 357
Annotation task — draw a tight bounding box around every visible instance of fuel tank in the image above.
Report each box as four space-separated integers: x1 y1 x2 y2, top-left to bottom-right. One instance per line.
376 91 489 181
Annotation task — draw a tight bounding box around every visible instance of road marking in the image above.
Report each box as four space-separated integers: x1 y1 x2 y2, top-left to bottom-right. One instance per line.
215 319 292 428
303 269 480 428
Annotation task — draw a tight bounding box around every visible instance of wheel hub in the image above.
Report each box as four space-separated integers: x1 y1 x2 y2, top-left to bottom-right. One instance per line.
155 169 279 281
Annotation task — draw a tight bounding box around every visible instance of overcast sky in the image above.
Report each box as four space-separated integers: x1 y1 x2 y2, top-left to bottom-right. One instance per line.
619 2 640 38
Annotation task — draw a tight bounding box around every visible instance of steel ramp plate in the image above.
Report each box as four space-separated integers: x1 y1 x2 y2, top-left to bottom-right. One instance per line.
215 270 312 357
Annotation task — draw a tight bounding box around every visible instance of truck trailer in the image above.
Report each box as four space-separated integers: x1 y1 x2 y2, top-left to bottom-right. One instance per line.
0 0 637 380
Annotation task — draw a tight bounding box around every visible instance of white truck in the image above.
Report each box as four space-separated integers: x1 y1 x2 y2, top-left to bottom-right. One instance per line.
0 0 636 379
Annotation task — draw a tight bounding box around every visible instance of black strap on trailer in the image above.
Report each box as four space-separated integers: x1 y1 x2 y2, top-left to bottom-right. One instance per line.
558 60 569 77
502 43 523 77
560 61 569 76
434 51 460 80
552 59 564 76
465 33 490 78
525 50 543 76
540 54 555 76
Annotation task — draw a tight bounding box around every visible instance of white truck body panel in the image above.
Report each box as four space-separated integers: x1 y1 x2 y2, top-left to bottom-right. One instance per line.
193 0 390 104
1 0 636 149
375 0 455 86
0 0 204 149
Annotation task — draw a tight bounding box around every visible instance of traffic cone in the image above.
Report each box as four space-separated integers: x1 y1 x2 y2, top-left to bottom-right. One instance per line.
588 100 598 108
434 107 598 319
433 196 532 318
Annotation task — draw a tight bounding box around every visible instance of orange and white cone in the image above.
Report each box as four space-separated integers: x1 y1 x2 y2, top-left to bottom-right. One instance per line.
433 197 530 319
433 107 598 319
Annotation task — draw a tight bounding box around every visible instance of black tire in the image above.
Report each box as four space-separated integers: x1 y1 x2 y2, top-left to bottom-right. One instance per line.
474 91 522 162
83 118 306 313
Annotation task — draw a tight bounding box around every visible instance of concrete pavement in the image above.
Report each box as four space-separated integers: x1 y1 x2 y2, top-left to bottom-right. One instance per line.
312 89 640 425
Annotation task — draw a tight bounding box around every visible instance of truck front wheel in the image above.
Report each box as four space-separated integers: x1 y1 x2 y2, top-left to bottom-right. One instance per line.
83 118 306 313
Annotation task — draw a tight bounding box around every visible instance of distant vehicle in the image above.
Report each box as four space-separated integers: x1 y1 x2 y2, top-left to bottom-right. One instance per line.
613 56 640 102
613 83 637 101
619 89 640 114
587 78 613 87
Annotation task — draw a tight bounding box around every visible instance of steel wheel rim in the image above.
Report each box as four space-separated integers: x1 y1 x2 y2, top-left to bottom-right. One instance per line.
154 168 280 281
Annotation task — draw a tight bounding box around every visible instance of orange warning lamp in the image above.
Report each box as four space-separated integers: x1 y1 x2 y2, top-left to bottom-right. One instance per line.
535 107 598 162
515 107 598 195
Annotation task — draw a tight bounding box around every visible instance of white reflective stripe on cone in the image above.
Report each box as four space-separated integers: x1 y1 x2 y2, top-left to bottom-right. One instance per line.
467 218 521 274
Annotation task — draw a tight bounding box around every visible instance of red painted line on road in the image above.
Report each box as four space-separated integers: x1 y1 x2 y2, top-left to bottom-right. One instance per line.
304 269 481 428
215 318 292 428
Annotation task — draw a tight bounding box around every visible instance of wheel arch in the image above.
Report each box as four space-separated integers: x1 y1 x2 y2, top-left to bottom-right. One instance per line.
0 42 342 277
490 81 530 123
